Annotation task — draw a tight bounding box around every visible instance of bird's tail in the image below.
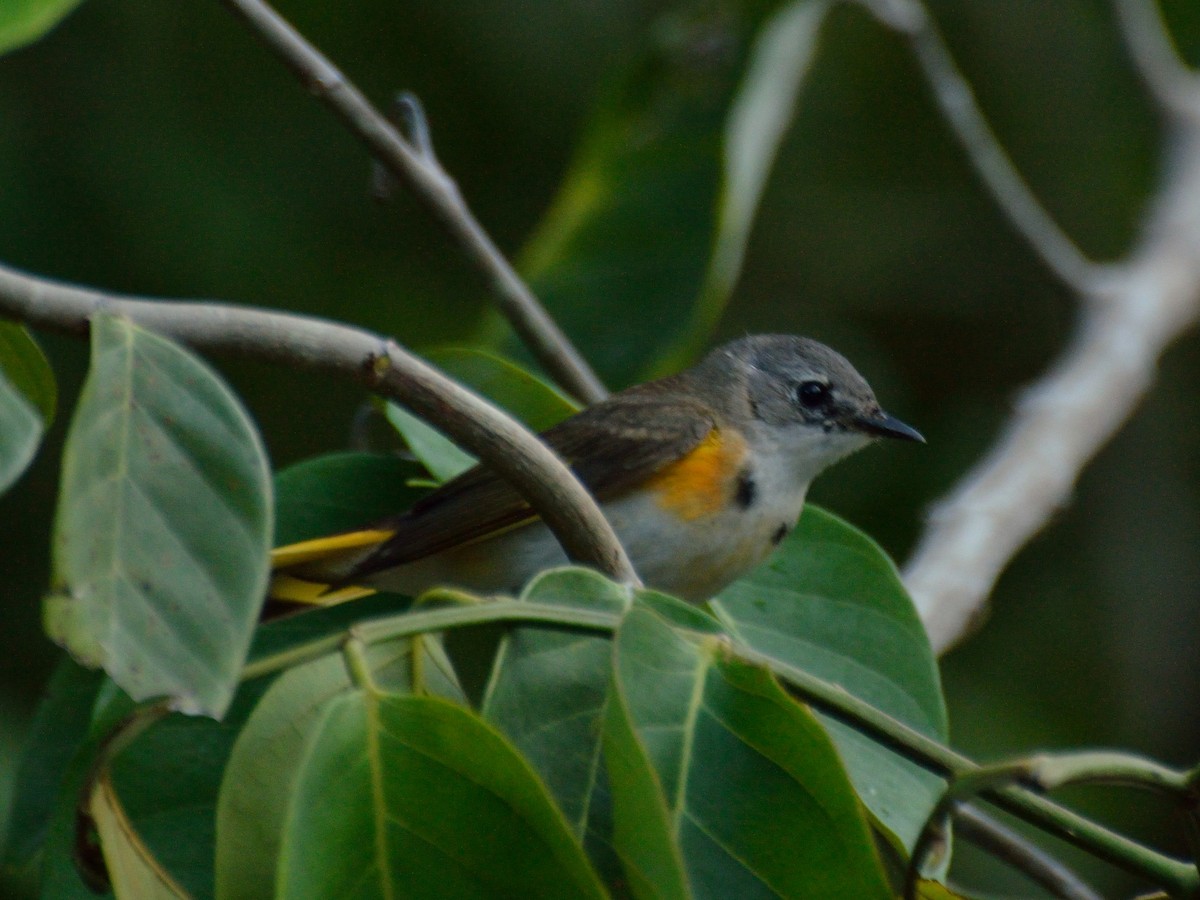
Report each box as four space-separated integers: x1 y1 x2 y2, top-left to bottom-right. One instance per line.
267 528 395 607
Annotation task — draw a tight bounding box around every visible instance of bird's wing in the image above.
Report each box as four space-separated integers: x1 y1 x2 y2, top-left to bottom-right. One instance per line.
341 386 717 578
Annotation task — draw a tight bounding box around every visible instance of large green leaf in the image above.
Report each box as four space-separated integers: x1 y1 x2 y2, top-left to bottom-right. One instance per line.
32 687 139 900
712 505 948 852
603 638 689 900
273 451 426 545
608 603 892 898
45 314 272 718
1 657 103 876
216 641 463 900
508 0 833 384
88 773 191 900
0 0 84 56
0 323 52 494
98 682 271 899
482 569 631 837
0 321 55 423
276 692 606 899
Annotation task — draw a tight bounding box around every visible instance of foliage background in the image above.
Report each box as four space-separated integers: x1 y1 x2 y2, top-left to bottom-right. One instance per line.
1 0 1199 894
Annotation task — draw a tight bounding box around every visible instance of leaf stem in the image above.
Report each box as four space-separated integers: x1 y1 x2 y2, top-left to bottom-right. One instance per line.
342 635 378 692
744 645 1198 893
241 601 622 682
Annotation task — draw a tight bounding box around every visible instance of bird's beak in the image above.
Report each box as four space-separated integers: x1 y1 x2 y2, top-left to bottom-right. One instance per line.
856 410 925 443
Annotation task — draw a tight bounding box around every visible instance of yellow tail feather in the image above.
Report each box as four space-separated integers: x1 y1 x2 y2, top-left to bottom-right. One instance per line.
267 528 394 607
267 573 377 606
269 528 395 568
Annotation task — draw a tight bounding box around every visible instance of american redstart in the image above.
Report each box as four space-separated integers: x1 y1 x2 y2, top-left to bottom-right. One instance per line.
270 334 922 605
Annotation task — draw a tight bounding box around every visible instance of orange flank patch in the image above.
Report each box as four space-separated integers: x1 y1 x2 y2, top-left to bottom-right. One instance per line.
645 429 746 521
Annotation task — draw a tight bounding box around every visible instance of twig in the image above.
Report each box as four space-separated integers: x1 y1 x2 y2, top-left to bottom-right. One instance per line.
217 0 608 405
954 804 1103 900
861 0 1200 652
741 642 1198 892
861 0 1102 293
0 261 638 586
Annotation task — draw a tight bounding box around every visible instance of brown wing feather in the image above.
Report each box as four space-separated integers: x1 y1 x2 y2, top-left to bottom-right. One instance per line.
346 381 715 579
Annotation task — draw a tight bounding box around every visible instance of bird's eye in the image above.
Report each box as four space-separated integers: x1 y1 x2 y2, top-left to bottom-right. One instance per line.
794 380 830 409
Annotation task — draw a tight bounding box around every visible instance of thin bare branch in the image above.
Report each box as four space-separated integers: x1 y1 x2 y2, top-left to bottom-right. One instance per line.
0 261 639 586
861 0 1102 294
1113 0 1200 117
218 0 608 405
955 804 1104 900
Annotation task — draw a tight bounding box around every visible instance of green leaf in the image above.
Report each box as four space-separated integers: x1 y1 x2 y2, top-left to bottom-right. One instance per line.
216 641 464 900
0 323 52 495
33 686 140 900
428 347 580 431
0 370 40 496
482 569 631 836
0 321 56 423
88 773 190 900
383 348 578 484
0 0 84 56
45 314 272 718
712 505 949 852
508 0 833 384
384 402 477 483
273 451 426 545
1 657 103 875
277 692 607 899
608 604 892 898
603 636 689 900
100 682 271 899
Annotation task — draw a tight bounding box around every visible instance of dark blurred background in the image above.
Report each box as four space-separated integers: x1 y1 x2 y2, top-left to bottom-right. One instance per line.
1 0 1198 895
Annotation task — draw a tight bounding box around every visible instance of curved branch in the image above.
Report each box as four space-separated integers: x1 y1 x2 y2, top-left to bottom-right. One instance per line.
954 805 1103 900
0 261 639 586
218 0 608 404
1113 0 1200 116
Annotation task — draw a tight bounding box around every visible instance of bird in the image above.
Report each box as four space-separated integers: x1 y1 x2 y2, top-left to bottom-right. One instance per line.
268 334 922 606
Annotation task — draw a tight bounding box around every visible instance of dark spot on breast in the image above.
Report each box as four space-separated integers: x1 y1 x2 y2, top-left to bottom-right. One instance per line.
735 468 756 510
771 523 789 545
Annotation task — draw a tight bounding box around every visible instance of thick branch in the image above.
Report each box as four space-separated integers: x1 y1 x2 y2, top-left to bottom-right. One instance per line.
218 0 608 404
0 261 638 585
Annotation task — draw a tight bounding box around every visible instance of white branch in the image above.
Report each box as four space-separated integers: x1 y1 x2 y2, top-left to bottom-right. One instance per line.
864 0 1200 652
905 116 1200 654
